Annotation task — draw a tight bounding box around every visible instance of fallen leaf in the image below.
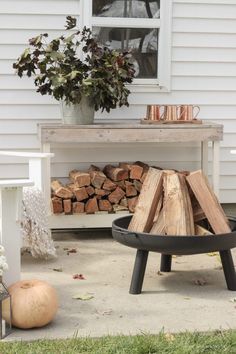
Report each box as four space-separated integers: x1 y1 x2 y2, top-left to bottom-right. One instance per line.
157 271 163 276
72 293 94 300
194 279 207 286
184 297 191 300
207 252 218 257
63 247 69 251
67 248 77 255
229 298 236 303
53 267 63 272
73 273 85 280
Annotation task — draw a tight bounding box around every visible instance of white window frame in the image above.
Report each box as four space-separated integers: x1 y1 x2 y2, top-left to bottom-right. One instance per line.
79 0 173 92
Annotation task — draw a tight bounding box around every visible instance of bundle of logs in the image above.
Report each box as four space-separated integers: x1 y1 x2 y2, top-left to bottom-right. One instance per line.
128 167 231 236
51 161 150 215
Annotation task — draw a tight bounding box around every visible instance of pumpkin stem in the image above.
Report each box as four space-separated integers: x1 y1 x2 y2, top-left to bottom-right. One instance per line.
21 282 32 289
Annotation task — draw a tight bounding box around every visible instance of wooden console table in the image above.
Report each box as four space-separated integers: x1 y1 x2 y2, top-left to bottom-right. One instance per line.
39 122 223 229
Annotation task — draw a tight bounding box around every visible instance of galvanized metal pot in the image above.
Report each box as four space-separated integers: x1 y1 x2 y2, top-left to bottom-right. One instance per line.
60 96 95 125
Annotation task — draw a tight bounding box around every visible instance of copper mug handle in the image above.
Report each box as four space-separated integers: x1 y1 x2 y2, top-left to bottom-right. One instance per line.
193 105 200 119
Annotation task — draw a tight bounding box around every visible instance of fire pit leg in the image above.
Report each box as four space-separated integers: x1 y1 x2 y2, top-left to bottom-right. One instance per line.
219 250 236 291
160 254 172 272
129 250 149 294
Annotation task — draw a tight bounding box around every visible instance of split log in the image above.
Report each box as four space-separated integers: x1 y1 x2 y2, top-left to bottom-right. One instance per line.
63 199 72 215
120 197 128 208
133 180 142 192
134 161 149 173
195 224 213 236
103 164 128 181
103 178 117 191
72 201 85 214
88 165 101 172
129 165 143 180
163 173 194 235
150 209 165 235
119 162 131 171
186 170 231 234
51 180 73 199
90 170 106 188
69 170 91 187
74 187 89 202
113 204 128 212
128 168 163 232
126 184 137 197
128 196 138 213
99 199 112 212
115 180 126 190
95 188 109 197
51 197 63 214
85 197 99 214
140 172 148 183
86 185 95 196
108 187 125 204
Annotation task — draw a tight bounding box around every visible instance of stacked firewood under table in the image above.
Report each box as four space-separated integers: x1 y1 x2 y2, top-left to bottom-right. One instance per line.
128 167 231 236
51 162 150 215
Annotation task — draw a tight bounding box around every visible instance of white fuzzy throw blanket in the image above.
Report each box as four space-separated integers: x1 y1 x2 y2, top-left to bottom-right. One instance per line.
21 187 56 259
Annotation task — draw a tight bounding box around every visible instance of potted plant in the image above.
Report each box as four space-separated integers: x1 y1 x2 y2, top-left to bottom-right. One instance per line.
13 16 135 124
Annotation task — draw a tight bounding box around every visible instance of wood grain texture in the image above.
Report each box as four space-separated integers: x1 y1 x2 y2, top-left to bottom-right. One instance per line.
128 168 163 232
186 170 230 234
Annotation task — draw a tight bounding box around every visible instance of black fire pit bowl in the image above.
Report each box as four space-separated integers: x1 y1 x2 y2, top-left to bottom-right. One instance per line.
112 215 236 294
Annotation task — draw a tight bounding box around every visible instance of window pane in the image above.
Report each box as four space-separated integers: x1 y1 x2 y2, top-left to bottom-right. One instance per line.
93 0 160 19
93 27 158 79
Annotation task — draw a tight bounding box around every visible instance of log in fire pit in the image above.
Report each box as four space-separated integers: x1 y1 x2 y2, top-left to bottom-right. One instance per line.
112 215 236 294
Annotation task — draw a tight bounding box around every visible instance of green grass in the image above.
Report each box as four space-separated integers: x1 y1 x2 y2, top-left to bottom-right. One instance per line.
0 331 236 354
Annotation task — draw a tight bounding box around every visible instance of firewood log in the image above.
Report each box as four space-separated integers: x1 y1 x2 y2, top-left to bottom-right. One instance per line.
103 164 128 181
72 201 85 214
86 185 95 196
195 224 213 236
133 180 142 192
74 187 89 202
129 164 143 180
85 197 99 214
128 168 163 232
51 180 73 199
63 199 72 215
126 184 137 197
108 187 125 204
103 178 117 191
128 196 138 213
51 197 63 214
186 170 231 234
69 170 91 187
90 170 106 188
99 199 112 212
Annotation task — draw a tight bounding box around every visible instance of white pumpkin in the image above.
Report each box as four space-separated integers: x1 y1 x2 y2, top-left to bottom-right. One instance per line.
8 279 58 329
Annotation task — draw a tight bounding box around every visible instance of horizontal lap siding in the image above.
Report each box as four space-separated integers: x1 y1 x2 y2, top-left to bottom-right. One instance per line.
0 0 236 203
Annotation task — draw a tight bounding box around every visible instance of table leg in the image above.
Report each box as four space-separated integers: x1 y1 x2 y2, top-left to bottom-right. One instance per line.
129 250 149 294
41 143 51 215
201 141 208 176
212 140 220 197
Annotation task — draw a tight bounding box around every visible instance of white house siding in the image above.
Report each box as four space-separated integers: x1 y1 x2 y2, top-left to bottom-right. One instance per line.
0 0 236 203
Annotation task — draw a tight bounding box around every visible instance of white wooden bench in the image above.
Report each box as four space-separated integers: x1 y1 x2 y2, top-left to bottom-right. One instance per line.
0 152 53 286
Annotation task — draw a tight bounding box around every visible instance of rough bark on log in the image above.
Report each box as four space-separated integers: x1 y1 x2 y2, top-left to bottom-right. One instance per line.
74 187 89 202
128 196 138 213
99 199 112 212
108 187 125 204
63 199 72 215
128 168 163 232
103 178 117 191
186 170 230 234
72 201 85 214
51 197 63 214
85 197 99 214
126 184 137 197
88 165 101 172
90 170 106 189
51 180 73 199
86 185 95 196
103 164 128 181
133 180 142 192
134 161 149 173
69 170 91 187
129 165 143 180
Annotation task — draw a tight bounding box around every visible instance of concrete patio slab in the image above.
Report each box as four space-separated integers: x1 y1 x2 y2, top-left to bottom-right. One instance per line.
7 229 236 340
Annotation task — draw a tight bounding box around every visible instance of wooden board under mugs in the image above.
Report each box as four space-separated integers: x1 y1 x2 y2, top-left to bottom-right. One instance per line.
140 119 202 125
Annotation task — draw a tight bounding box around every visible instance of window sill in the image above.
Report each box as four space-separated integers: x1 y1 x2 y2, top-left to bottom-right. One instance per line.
128 84 171 93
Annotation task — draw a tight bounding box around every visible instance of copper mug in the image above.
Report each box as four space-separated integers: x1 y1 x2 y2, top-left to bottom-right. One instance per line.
146 105 164 120
179 105 200 120
163 105 182 121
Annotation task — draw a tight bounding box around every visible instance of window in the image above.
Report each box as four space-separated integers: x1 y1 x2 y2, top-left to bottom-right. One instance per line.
80 0 172 91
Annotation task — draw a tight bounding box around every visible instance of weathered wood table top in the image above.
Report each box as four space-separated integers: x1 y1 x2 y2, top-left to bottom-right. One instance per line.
39 121 223 144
